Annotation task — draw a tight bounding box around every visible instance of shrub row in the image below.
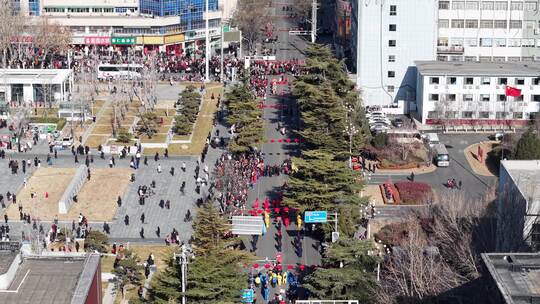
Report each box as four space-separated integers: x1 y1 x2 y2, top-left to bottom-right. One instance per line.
394 181 433 205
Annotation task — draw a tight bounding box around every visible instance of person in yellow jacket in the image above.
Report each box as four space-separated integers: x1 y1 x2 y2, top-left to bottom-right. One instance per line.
296 214 302 230
277 272 283 286
282 271 287 285
264 212 270 228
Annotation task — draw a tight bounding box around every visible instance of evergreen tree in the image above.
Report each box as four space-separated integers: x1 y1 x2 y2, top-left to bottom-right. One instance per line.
303 238 378 301
113 249 144 296
513 128 540 160
147 256 183 304
225 84 264 153
84 230 108 253
191 202 237 256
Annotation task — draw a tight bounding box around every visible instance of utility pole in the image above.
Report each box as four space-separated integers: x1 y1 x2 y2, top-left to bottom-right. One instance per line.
181 247 187 304
205 0 210 82
311 0 318 43
220 23 224 83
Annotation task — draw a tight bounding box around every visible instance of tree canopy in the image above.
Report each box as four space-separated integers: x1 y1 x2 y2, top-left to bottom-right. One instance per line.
513 128 540 160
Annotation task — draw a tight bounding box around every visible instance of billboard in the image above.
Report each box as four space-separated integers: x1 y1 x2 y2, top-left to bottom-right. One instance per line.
337 0 352 39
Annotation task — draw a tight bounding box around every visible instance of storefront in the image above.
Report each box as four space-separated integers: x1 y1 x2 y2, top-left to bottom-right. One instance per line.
164 34 185 55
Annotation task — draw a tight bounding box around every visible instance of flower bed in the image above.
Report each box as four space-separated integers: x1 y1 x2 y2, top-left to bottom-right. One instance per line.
378 160 422 170
394 181 433 205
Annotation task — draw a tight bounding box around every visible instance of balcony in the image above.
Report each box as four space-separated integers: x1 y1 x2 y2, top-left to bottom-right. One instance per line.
437 46 465 54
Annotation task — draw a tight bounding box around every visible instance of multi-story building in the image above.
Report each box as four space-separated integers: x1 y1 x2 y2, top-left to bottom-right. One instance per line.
497 160 540 252
415 61 540 126
16 0 223 53
437 0 540 62
349 0 438 107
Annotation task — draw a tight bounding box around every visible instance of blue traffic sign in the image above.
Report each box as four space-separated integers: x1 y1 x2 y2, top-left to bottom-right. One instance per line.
304 211 328 223
241 289 254 303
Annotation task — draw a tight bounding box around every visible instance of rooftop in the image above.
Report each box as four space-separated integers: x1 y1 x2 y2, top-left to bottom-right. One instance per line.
482 253 540 304
0 254 100 304
501 160 540 203
0 69 72 84
415 61 540 77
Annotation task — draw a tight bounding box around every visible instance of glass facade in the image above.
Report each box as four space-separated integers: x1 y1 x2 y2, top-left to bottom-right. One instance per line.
28 0 40 16
140 0 218 30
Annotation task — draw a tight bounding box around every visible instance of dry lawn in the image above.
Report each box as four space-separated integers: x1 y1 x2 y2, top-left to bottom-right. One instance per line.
86 135 109 148
6 168 131 221
364 185 385 206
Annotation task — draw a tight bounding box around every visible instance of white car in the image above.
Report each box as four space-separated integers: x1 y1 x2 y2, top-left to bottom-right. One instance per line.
366 111 386 119
369 117 391 125
370 123 390 131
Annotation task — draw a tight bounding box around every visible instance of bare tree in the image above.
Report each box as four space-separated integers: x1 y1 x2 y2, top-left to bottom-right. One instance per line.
231 0 272 53
0 0 27 68
32 17 71 68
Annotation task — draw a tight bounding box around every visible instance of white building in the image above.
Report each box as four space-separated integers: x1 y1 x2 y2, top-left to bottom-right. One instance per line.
350 0 437 107
497 160 540 251
415 61 540 126
437 0 540 62
0 69 73 107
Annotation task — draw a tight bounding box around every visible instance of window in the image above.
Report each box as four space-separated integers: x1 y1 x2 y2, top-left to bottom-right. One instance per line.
439 19 449 28
465 38 478 47
462 111 474 118
439 1 450 9
515 78 525 85
447 94 457 101
104 8 113 13
498 94 507 101
465 77 474 84
525 1 538 11
430 77 440 84
429 94 439 101
494 2 508 10
496 112 506 119
388 71 395 78
508 56 521 61
450 38 464 46
511 1 523 10
452 19 465 28
494 38 506 47
452 1 465 9
389 24 397 31
522 39 535 47
445 111 459 119
482 1 494 10
0 92 4 103
450 56 464 62
525 21 536 30
493 56 506 62
494 20 507 28
428 111 438 118
479 111 490 119
481 94 490 101
465 56 478 62
447 77 457 84
463 94 473 101
387 85 395 93
390 5 396 15
498 78 508 85
481 77 491 85
515 95 524 101
534 78 540 85
510 20 522 29
532 94 540 101
438 38 449 46
480 20 494 28
508 38 521 47
93 7 103 13
466 1 479 9
388 55 396 62
466 20 479 28
480 38 493 47
514 112 524 119
480 56 492 62
389 40 396 47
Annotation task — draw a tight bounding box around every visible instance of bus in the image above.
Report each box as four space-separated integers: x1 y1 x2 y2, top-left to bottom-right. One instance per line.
423 133 440 148
97 64 143 80
433 143 450 167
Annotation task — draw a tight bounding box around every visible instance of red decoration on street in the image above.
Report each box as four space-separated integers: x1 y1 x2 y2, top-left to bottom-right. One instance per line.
287 265 294 270
284 207 289 212
505 85 522 97
264 263 271 269
274 208 280 213
299 264 305 271
253 263 260 269
286 139 291 143
276 264 283 270
284 217 290 227
294 138 299 143
257 209 263 214
278 139 283 143
45 192 49 198
271 139 275 143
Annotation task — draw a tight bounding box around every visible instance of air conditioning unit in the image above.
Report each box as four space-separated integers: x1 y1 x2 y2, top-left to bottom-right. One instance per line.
476 86 480 89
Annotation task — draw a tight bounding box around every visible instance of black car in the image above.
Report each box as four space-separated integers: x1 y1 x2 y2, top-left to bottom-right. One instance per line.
393 118 404 127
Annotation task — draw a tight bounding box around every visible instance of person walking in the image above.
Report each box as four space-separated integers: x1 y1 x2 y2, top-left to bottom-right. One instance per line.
410 172 415 182
156 226 161 237
140 227 145 238
124 215 130 225
181 162 186 172
170 167 175 176
140 213 145 224
157 164 162 173
4 214 7 224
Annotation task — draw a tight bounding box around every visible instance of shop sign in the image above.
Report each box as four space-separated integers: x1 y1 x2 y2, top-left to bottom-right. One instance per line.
84 36 111 45
111 37 136 45
142 36 164 45
164 34 185 44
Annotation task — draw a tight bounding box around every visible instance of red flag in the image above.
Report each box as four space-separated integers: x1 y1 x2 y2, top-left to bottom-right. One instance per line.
505 85 522 97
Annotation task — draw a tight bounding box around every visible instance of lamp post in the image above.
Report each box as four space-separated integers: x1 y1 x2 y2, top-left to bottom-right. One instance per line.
343 103 358 168
204 0 210 82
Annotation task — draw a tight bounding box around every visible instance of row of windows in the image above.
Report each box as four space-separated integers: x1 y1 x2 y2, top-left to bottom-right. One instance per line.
439 37 540 47
429 76 539 86
439 1 538 11
427 111 526 119
428 93 534 102
439 19 524 29
438 55 536 62
43 7 135 13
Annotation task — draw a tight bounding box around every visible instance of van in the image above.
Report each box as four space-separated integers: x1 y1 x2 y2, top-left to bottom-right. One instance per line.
423 133 440 148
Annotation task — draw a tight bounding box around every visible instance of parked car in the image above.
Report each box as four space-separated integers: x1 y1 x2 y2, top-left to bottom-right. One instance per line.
393 118 404 127
366 111 386 119
370 123 390 132
489 132 504 141
369 117 392 125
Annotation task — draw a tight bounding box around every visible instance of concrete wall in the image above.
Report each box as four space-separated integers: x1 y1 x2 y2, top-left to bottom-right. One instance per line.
0 254 21 290
354 0 437 106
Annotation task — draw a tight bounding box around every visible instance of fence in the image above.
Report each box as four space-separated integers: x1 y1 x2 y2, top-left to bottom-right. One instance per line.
58 164 88 214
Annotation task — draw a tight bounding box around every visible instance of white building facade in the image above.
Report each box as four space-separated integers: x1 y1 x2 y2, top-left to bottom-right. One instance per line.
415 61 540 126
351 0 438 107
437 0 540 62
